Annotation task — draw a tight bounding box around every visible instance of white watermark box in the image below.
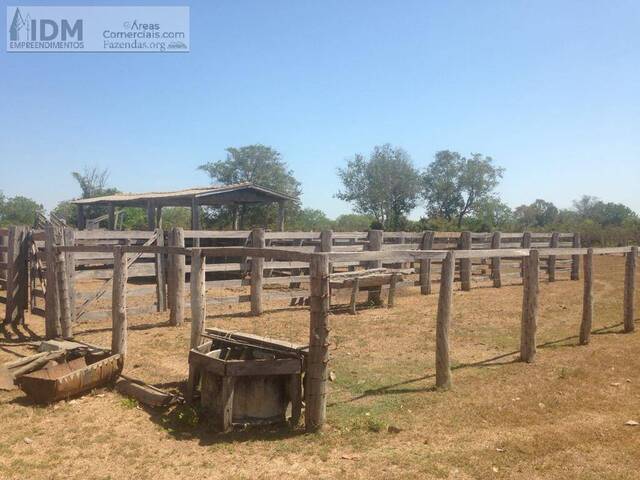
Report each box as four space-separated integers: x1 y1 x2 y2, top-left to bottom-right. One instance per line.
7 6 190 52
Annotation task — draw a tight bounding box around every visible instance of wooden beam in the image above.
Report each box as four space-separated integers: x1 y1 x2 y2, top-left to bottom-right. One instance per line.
367 230 383 304
154 228 166 312
146 202 156 231
571 233 581 280
55 249 73 339
491 231 502 288
548 232 560 282
77 205 86 230
108 205 116 230
44 226 62 338
276 202 285 232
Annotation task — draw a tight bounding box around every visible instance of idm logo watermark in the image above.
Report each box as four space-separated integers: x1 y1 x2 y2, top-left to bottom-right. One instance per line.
7 6 190 52
8 7 84 49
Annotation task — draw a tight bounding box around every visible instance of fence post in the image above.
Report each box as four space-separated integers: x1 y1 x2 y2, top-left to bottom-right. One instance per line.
306 253 330 432
190 249 206 349
154 227 167 312
63 228 76 323
367 230 383 304
111 246 128 357
250 228 265 316
623 246 637 333
169 227 185 326
548 232 560 282
44 225 62 338
55 248 73 339
579 248 594 345
436 251 455 389
571 233 581 280
520 250 539 362
491 231 502 288
521 232 531 279
420 231 434 295
459 231 472 291
5 226 28 325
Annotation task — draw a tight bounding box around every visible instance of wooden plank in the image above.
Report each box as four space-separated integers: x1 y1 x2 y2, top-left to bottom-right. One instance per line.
190 249 206 349
75 230 155 240
111 247 128 357
169 228 185 326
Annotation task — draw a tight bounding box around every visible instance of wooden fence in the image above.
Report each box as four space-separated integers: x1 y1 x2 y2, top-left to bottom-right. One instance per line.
50 242 638 432
0 227 582 326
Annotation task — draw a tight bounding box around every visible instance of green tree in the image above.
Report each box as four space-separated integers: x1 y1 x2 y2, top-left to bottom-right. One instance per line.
422 151 504 227
514 199 558 228
333 213 375 231
465 197 514 231
53 167 118 226
336 144 421 230
199 145 301 229
287 208 333 231
0 193 44 226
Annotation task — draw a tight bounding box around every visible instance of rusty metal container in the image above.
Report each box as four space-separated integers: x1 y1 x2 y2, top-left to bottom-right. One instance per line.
17 351 123 403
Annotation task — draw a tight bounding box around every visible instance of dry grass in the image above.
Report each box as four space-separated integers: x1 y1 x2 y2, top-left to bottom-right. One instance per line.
1 255 639 479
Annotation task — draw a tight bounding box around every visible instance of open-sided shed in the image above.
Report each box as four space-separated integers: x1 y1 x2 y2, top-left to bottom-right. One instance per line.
71 182 296 231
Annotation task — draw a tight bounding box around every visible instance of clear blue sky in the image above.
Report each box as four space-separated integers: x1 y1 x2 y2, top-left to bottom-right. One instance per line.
1 0 639 218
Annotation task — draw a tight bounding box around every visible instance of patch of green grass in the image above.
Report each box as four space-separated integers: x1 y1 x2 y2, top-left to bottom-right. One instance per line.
119 397 138 409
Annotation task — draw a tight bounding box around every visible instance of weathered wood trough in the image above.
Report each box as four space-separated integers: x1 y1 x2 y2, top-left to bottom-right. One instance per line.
187 328 307 432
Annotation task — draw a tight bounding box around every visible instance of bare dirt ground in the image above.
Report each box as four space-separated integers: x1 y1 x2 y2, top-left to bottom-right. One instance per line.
1 255 639 479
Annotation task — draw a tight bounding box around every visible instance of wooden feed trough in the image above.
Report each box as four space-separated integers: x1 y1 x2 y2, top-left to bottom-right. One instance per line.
17 349 123 404
187 328 307 432
330 268 411 314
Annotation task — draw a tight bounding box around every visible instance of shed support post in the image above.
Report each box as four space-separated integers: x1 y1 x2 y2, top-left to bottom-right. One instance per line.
306 254 330 432
108 205 116 230
277 202 285 232
77 205 86 230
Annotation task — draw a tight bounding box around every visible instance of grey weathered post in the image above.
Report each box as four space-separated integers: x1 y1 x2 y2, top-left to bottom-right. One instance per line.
63 228 76 323
306 253 330 432
277 202 286 231
367 229 383 304
190 249 206 349
459 231 472 291
250 228 265 316
623 246 637 333
111 246 128 357
55 249 73 339
520 232 532 279
435 251 455 389
5 226 28 325
548 232 560 282
579 248 594 345
491 231 502 288
420 231 434 295
169 228 185 326
44 225 62 338
154 228 167 312
571 233 581 280
520 250 539 362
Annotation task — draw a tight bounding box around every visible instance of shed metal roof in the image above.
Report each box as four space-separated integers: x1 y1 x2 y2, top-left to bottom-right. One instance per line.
71 182 296 207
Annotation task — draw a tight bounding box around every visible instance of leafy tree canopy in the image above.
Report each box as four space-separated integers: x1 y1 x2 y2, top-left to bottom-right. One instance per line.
336 144 421 230
422 151 504 227
199 145 301 229
0 192 44 227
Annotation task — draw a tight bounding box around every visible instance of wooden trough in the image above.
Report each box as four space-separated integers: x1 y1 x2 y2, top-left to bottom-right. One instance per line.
187 329 307 432
17 350 123 404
